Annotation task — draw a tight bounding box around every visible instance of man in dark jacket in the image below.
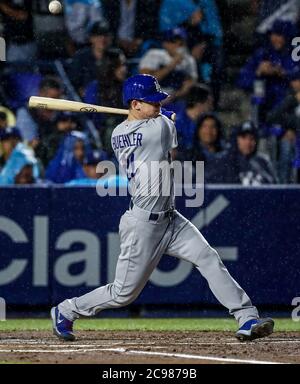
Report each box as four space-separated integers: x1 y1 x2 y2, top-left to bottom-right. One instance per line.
206 121 278 185
16 76 63 146
175 85 213 152
267 69 300 132
68 20 113 94
0 0 36 62
238 20 297 115
35 113 83 168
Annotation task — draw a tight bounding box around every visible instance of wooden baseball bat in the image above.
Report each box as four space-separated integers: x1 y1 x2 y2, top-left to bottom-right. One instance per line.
28 96 176 121
28 96 129 115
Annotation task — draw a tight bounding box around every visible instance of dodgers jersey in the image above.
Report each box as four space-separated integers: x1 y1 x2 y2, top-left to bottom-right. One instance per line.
111 114 178 212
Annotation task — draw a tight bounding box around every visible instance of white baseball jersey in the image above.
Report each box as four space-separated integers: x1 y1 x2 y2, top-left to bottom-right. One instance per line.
111 114 178 212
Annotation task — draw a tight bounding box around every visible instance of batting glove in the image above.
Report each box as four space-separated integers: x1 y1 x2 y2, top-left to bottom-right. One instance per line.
161 108 176 122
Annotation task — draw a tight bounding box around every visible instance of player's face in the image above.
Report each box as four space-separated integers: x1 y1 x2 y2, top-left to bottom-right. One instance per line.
141 101 161 118
131 100 161 119
237 134 256 156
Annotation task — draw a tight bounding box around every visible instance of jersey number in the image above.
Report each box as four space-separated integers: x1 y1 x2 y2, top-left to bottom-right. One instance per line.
126 153 136 181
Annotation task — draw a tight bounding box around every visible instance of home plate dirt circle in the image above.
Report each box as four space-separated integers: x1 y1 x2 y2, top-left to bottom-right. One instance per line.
0 331 299 364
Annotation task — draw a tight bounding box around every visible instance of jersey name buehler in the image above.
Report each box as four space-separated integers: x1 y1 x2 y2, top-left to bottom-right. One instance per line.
112 133 143 150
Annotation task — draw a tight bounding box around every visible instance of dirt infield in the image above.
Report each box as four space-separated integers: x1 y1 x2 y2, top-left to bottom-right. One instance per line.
0 331 299 364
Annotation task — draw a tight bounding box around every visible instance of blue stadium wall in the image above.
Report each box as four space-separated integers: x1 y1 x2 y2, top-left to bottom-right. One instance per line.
0 186 299 308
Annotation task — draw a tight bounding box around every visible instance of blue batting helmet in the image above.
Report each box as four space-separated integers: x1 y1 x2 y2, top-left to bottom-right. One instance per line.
123 74 169 106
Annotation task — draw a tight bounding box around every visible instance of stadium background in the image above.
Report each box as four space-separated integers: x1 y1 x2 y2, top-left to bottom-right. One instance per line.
0 0 300 320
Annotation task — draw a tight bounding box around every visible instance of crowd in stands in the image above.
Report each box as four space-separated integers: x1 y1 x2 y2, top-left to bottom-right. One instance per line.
0 0 300 186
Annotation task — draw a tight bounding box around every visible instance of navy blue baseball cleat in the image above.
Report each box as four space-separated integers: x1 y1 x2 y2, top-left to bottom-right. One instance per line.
51 307 75 341
236 318 274 341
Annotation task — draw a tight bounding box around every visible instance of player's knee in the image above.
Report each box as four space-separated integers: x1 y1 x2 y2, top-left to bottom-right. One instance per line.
116 295 136 306
112 285 138 307
114 293 137 307
195 246 223 268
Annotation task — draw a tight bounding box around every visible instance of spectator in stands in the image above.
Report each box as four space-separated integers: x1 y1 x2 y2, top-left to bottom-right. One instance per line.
16 76 63 146
84 49 127 154
186 29 212 84
45 131 92 183
0 127 40 184
36 113 82 167
188 113 224 169
169 1 221 98
139 28 198 106
206 121 278 185
159 0 223 48
0 0 36 63
160 0 223 105
66 150 109 185
238 20 298 117
66 150 128 187
0 107 16 128
64 0 104 49
82 151 106 179
175 85 213 153
0 111 8 130
68 20 113 94
267 69 300 133
102 0 161 57
266 69 300 183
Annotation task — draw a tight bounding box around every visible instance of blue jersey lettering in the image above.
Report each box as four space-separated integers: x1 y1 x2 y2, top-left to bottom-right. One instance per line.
112 133 143 150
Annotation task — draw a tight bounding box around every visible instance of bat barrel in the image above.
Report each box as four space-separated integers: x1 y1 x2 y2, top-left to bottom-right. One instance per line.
28 96 129 115
28 96 176 121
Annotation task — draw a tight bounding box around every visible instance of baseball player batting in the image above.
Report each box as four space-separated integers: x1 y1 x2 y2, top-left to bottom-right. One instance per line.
51 74 274 342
